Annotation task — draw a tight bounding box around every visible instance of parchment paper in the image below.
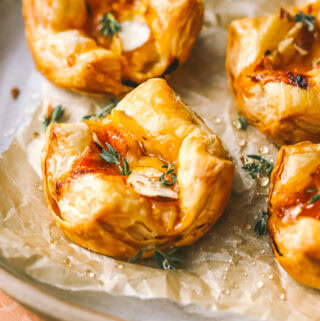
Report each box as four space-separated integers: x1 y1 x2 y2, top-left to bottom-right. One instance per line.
0 0 319 320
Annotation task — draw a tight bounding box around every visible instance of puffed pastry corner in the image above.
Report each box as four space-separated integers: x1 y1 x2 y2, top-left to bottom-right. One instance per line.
41 78 234 259
227 1 320 146
269 142 320 289
23 0 203 95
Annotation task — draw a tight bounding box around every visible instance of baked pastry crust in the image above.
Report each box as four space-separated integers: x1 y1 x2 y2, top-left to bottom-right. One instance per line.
269 142 320 289
227 1 320 146
23 0 203 95
41 78 234 259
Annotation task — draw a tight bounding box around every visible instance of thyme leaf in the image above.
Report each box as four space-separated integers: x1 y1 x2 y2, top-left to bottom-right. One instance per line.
121 158 131 176
154 249 182 270
238 115 248 131
128 248 146 263
101 12 122 39
293 11 315 32
254 211 269 236
99 142 131 176
242 155 274 179
43 105 65 130
82 100 118 121
159 164 177 186
307 189 320 204
82 115 93 121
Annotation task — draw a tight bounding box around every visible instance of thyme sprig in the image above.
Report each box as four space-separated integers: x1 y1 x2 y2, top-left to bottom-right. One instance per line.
99 142 131 176
242 155 274 179
43 105 65 130
101 12 122 39
307 188 320 204
82 100 118 121
128 247 183 270
254 211 269 236
159 164 177 186
293 11 315 32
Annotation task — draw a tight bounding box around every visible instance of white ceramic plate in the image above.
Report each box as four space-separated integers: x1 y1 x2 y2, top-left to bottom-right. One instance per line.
0 1 258 320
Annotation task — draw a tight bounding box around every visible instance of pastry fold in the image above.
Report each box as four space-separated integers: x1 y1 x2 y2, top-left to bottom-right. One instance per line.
227 1 320 145
41 79 234 259
269 142 320 289
23 0 203 95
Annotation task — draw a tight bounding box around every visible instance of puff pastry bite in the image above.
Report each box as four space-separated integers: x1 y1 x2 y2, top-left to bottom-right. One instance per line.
269 142 320 289
23 0 203 95
227 1 320 146
41 79 234 259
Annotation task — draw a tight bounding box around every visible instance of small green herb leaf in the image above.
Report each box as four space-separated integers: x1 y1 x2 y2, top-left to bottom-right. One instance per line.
159 164 177 186
154 248 182 270
101 12 122 39
100 150 117 164
293 11 315 32
128 248 147 263
154 250 168 269
121 157 132 176
99 142 131 176
242 155 274 179
82 115 94 121
51 105 65 122
43 105 65 130
128 247 183 270
171 173 177 184
242 162 260 179
307 188 320 204
167 247 179 256
254 211 269 236
238 115 248 131
309 194 320 204
105 142 118 158
43 118 49 129
82 100 118 121
97 100 118 118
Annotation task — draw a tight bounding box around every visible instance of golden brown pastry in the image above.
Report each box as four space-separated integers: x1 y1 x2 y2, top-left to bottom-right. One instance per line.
23 0 203 95
227 1 320 146
41 78 234 260
268 142 320 289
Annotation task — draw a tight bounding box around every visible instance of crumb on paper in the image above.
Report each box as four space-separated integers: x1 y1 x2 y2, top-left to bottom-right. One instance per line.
11 87 20 100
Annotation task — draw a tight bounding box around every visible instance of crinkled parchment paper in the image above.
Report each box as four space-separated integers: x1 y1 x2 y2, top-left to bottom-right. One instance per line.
0 0 320 320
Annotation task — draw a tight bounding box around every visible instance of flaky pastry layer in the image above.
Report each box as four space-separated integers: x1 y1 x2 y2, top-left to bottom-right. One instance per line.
269 142 320 289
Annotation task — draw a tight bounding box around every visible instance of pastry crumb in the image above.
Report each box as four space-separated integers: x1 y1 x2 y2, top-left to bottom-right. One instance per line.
11 87 20 100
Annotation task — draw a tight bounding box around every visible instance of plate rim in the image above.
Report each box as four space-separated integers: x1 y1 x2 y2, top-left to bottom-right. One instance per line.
0 265 126 321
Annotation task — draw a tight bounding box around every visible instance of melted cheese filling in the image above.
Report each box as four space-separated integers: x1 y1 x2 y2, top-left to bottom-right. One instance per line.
119 20 151 52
